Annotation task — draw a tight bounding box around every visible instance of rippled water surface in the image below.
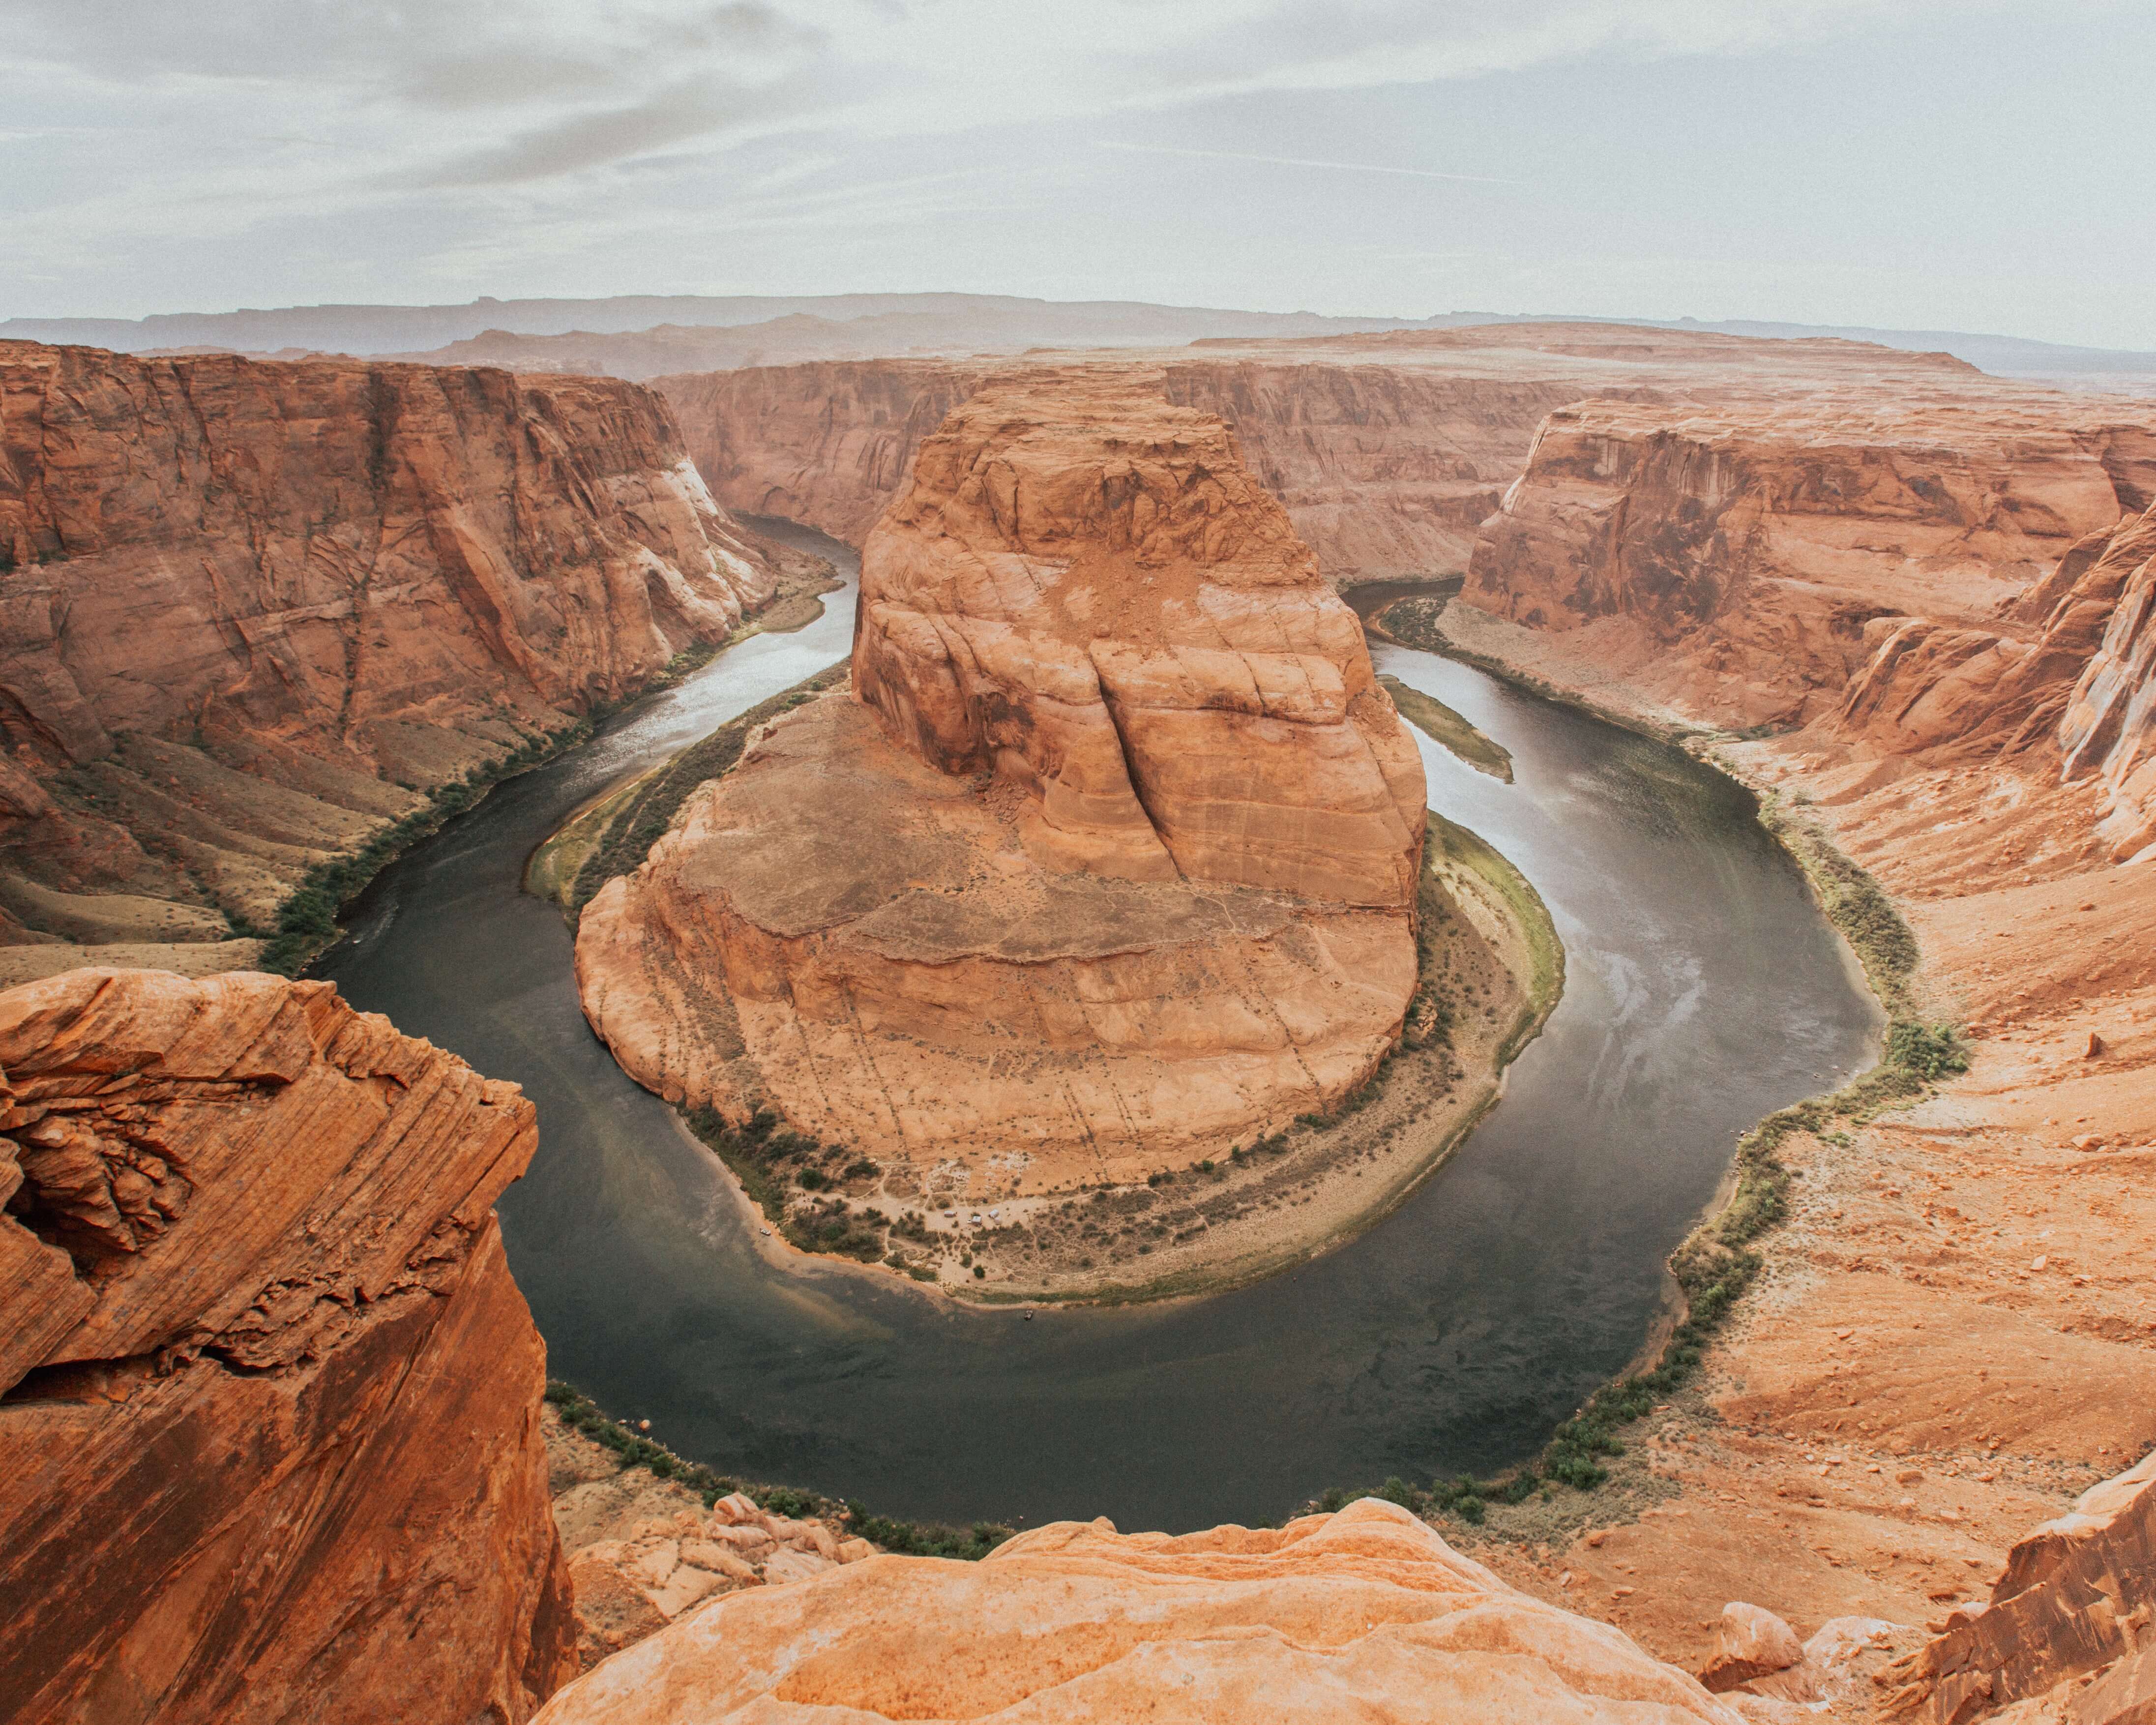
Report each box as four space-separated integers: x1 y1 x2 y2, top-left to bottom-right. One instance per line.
322 523 1880 1533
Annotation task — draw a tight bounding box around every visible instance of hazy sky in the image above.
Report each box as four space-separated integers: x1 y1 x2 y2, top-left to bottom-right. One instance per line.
6 1 2154 347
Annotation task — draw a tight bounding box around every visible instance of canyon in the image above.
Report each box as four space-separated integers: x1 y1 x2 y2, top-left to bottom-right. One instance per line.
574 374 1492 1287
0 340 782 984
3 310 2153 1725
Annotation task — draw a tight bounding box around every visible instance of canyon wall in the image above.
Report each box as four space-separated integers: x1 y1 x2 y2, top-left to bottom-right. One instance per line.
0 967 574 1725
578 373 1426 1180
1467 398 2156 730
655 354 1583 580
0 341 775 967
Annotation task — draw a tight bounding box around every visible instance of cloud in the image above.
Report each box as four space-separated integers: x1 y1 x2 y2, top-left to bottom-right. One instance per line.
1098 143 1523 185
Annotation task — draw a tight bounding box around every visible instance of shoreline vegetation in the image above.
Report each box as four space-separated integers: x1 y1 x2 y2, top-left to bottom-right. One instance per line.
265 548 841 980
1379 673 1514 781
542 1381 1014 1561
534 664 1565 1307
1304 589 1971 1545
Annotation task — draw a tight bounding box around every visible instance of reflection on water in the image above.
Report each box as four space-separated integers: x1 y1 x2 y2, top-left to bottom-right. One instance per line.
322 525 1880 1534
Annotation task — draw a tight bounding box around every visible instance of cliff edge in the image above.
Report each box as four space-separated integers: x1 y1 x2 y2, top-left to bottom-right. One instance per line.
0 968 575 1725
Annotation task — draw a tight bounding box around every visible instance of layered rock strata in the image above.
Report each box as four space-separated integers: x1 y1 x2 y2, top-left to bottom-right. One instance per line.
0 341 774 969
1880 1450 2156 1724
1468 397 2154 731
579 376 1425 1177
0 968 574 1725
532 1497 1745 1724
655 325 2053 590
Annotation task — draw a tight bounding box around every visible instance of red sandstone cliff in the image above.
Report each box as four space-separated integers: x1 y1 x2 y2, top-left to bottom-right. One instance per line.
578 374 1425 1181
1467 397 2155 730
0 967 574 1725
0 342 775 968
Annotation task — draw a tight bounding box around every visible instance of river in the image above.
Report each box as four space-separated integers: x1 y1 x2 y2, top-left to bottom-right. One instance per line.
320 521 1881 1534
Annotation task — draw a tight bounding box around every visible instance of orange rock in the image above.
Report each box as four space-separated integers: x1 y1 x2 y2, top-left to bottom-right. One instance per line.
0 968 575 1725
532 1498 1745 1724
1879 1449 2156 1722
578 376 1425 1176
0 341 774 942
2059 502 2156 861
1698 1603 1805 1693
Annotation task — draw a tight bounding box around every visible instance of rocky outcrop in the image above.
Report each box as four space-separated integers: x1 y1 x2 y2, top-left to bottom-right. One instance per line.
532 1497 1744 1725
0 968 574 1725
656 327 2023 595
2058 503 2156 862
1880 1449 2156 1724
1468 396 2153 730
0 341 774 963
578 375 1425 1182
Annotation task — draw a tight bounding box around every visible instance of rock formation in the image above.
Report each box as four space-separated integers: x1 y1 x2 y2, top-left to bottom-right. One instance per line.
1468 396 2154 730
655 325 2040 593
531 1497 1745 1724
578 374 1425 1180
0 968 574 1725
2058 503 2156 862
1879 1450 2156 1724
0 341 775 972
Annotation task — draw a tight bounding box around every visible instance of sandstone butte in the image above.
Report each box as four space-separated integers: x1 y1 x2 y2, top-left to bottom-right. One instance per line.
640 325 2156 1718
576 373 1428 1181
0 340 777 983
0 967 574 1725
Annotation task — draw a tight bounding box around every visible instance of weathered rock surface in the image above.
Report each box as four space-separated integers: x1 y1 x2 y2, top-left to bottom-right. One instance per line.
533 1497 1744 1724
0 968 574 1725
2058 503 2156 861
0 341 774 965
579 375 1425 1179
1469 395 2154 731
656 324 2009 590
1699 1602 1807 1692
1880 1450 2156 1724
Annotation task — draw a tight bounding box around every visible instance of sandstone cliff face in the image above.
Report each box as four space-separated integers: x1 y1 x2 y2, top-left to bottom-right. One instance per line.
0 342 774 964
2057 503 2156 862
1468 397 2152 729
578 376 1425 1180
0 968 574 1725
656 359 980 545
1880 1449 2156 1724
531 1497 1744 1724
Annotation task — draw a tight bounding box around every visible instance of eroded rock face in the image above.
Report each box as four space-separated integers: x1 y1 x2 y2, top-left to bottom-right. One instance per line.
0 968 575 1725
0 341 773 958
1468 396 2149 730
2058 504 2156 862
1880 1449 2156 1724
852 372 1427 901
578 376 1424 1178
532 1497 1743 1724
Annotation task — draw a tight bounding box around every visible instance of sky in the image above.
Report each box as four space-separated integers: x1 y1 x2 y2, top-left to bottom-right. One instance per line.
5 0 2154 348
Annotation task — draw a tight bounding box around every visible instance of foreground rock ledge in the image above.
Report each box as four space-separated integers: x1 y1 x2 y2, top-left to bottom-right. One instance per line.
0 968 575 1725
533 1497 1743 1724
578 373 1427 1177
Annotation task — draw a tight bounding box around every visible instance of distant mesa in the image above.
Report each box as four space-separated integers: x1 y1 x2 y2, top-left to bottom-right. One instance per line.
576 371 1427 1181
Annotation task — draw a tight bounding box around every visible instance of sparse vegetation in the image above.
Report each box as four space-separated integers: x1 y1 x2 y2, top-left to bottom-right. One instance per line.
565 660 852 919
545 1380 1012 1559
1379 673 1514 782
